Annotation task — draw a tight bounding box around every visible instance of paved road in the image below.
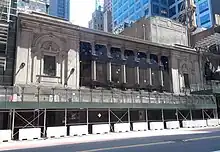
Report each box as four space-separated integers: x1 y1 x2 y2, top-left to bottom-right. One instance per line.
4 129 220 152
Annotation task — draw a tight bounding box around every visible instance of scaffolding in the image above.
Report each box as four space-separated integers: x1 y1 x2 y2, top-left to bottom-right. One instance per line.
0 85 215 108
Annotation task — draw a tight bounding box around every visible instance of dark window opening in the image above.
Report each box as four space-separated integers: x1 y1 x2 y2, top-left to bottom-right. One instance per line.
184 73 190 88
124 50 135 60
161 56 169 71
111 63 122 87
80 60 92 87
137 52 147 61
96 62 107 86
139 68 148 89
80 41 92 60
95 44 107 57
43 55 56 76
126 66 136 88
110 47 121 59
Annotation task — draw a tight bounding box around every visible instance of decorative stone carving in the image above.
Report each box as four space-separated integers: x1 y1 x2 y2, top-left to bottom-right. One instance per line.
41 41 60 53
181 63 188 74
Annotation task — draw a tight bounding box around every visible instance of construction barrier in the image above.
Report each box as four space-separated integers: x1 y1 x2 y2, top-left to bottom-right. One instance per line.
114 123 130 133
19 128 41 140
193 120 207 128
182 120 194 128
69 125 88 136
92 124 110 134
166 121 180 129
47 126 67 138
149 122 164 130
132 122 148 131
207 119 219 126
0 130 11 142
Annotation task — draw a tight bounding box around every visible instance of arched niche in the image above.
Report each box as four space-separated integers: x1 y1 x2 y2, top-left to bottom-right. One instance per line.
32 33 67 54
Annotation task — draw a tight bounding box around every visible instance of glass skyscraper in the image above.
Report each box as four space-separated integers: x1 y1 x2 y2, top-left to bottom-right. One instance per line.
195 0 220 28
49 0 70 20
17 0 48 13
112 0 187 33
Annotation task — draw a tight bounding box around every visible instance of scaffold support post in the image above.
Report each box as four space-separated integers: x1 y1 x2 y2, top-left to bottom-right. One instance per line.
11 109 15 139
43 109 46 138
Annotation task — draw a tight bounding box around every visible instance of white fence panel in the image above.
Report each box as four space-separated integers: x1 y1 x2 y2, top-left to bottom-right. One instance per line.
69 125 88 136
114 123 130 132
166 121 180 129
149 122 164 130
47 126 67 138
0 130 11 142
19 128 41 140
207 119 219 126
92 124 110 134
193 120 207 127
133 122 148 131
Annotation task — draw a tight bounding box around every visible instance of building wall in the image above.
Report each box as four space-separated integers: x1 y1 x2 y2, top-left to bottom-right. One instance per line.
49 0 70 20
113 0 190 34
16 12 202 95
103 10 112 32
121 17 188 46
15 13 79 88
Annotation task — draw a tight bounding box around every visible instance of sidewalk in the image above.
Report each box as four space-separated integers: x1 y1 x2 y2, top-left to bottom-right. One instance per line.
0 127 219 151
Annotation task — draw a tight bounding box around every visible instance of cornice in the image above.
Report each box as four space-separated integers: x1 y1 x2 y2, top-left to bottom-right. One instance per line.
18 13 197 55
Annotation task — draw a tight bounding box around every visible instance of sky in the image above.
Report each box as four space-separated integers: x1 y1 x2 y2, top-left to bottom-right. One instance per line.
70 0 100 27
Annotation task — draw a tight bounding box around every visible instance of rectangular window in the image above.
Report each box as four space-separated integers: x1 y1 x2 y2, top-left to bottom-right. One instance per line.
183 73 190 88
199 1 209 14
80 61 91 87
152 4 159 15
169 6 176 17
43 55 56 76
200 14 210 25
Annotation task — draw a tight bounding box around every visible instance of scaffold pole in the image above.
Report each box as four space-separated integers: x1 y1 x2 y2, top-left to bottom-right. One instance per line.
11 109 15 139
43 109 46 137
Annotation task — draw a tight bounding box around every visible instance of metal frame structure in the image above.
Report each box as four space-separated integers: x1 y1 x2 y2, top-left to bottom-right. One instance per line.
0 106 217 140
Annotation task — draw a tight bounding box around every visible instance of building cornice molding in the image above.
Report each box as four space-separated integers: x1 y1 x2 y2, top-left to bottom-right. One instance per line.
18 12 197 55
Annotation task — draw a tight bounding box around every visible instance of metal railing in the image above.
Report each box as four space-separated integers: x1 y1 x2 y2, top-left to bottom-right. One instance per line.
0 86 215 106
190 81 220 92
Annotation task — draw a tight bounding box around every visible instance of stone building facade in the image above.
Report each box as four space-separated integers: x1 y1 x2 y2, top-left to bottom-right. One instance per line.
15 12 201 95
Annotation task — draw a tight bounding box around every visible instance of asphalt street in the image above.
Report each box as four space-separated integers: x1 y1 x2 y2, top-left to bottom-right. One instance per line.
4 128 220 152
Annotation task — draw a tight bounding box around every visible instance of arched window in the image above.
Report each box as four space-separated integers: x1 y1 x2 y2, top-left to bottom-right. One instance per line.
79 41 92 87
138 52 148 89
161 56 170 92
95 44 108 87
124 50 136 88
110 47 122 88
150 54 160 90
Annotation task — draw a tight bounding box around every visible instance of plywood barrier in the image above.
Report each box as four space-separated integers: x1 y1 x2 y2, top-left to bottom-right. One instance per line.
47 126 67 138
69 125 88 136
149 122 164 130
92 124 110 134
114 123 130 133
133 122 148 131
166 121 180 129
0 130 11 142
19 128 41 140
